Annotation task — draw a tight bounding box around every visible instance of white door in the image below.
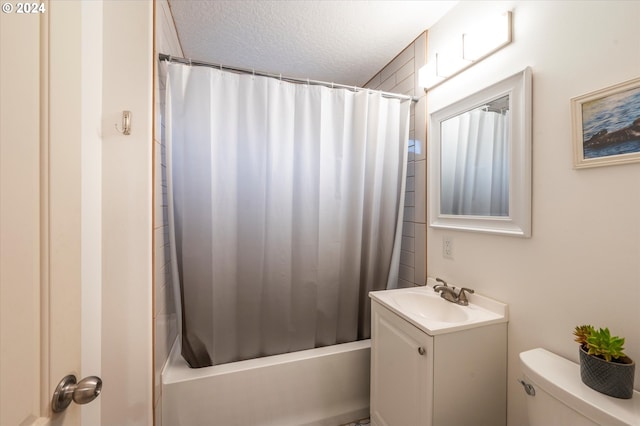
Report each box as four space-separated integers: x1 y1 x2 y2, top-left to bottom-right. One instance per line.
1 1 85 424
0 1 153 425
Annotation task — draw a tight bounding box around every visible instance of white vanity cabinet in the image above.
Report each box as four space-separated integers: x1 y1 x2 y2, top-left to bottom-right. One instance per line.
370 298 507 426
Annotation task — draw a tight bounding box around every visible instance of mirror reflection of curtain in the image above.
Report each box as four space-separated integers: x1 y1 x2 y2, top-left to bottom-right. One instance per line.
441 108 509 216
165 62 410 367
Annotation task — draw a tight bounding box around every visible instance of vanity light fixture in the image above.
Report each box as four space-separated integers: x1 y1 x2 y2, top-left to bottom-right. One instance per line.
418 60 443 90
419 11 512 91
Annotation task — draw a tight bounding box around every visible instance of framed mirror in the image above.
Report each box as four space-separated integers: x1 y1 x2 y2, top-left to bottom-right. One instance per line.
429 67 532 237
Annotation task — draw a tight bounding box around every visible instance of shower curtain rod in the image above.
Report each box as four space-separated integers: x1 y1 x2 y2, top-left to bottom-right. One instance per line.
159 53 418 103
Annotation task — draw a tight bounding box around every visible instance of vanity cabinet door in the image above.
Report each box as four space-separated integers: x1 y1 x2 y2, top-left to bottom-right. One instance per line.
371 301 434 426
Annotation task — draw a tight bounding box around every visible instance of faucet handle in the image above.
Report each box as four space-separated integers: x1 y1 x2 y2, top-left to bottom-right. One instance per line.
433 278 448 293
435 278 448 287
457 287 475 305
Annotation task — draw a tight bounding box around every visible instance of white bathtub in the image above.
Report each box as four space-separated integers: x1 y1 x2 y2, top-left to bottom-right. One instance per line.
161 338 371 426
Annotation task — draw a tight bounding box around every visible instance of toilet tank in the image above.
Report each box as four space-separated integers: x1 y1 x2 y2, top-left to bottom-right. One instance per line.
519 348 639 426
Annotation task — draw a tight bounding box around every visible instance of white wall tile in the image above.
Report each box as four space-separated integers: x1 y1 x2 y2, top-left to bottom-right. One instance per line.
364 72 381 89
367 33 427 287
413 32 427 97
414 97 427 161
380 44 414 82
401 235 415 252
414 160 426 224
378 74 397 92
402 221 415 237
406 175 415 192
398 264 415 283
397 278 413 289
403 206 415 222
409 108 415 134
406 161 415 177
392 74 414 97
414 223 426 286
404 191 415 207
400 249 415 267
395 58 415 85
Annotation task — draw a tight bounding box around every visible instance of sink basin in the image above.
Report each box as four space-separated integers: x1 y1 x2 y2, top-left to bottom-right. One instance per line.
391 291 469 323
369 278 508 335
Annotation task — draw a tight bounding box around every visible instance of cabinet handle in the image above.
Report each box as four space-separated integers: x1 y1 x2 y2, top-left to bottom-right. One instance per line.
418 346 426 355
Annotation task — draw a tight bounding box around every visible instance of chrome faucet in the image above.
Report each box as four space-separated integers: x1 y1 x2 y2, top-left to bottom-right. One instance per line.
437 285 460 304
433 278 475 306
433 277 449 292
455 287 475 306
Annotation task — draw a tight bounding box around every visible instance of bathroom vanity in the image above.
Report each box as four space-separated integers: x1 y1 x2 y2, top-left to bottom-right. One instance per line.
369 280 508 426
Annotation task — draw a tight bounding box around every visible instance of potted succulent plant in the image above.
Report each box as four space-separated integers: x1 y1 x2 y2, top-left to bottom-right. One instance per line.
574 325 635 399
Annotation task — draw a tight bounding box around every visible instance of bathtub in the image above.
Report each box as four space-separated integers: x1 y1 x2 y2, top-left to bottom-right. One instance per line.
161 338 371 425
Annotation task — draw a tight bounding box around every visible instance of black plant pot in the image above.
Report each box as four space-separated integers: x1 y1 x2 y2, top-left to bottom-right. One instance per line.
579 346 635 399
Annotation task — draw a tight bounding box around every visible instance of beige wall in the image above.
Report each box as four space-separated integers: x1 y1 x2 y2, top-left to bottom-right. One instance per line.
101 1 155 424
425 2 640 425
154 1 183 424
365 35 428 288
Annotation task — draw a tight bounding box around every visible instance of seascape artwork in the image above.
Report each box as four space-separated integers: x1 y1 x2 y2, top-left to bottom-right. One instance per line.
581 86 640 159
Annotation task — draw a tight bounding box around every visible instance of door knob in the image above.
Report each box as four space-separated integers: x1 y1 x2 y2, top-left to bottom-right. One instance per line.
52 374 102 413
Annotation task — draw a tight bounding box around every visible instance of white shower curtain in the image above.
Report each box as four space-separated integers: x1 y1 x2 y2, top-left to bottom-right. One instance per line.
440 108 509 216
165 62 409 367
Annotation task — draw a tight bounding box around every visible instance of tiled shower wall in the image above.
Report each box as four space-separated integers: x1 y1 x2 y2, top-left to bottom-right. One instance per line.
154 1 182 424
364 34 428 288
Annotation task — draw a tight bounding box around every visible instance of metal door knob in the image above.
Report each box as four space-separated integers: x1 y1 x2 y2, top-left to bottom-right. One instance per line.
418 346 426 355
52 374 102 413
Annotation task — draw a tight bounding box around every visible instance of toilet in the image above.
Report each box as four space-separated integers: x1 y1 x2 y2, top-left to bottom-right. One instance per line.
519 348 639 426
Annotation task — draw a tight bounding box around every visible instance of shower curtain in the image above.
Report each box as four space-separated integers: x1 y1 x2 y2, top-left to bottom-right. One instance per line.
165 62 410 367
440 108 509 216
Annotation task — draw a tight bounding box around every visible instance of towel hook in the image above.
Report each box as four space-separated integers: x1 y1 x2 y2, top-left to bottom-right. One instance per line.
114 110 132 135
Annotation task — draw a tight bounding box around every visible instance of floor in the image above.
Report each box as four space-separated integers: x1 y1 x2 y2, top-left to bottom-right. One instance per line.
342 418 370 426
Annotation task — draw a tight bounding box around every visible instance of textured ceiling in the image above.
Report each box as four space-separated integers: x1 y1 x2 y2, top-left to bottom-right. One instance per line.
167 0 458 87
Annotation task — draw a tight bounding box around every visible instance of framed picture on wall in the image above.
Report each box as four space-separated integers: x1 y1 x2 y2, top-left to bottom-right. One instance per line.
571 77 640 169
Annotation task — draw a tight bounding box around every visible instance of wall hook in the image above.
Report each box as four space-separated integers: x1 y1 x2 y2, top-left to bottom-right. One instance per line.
115 110 132 135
